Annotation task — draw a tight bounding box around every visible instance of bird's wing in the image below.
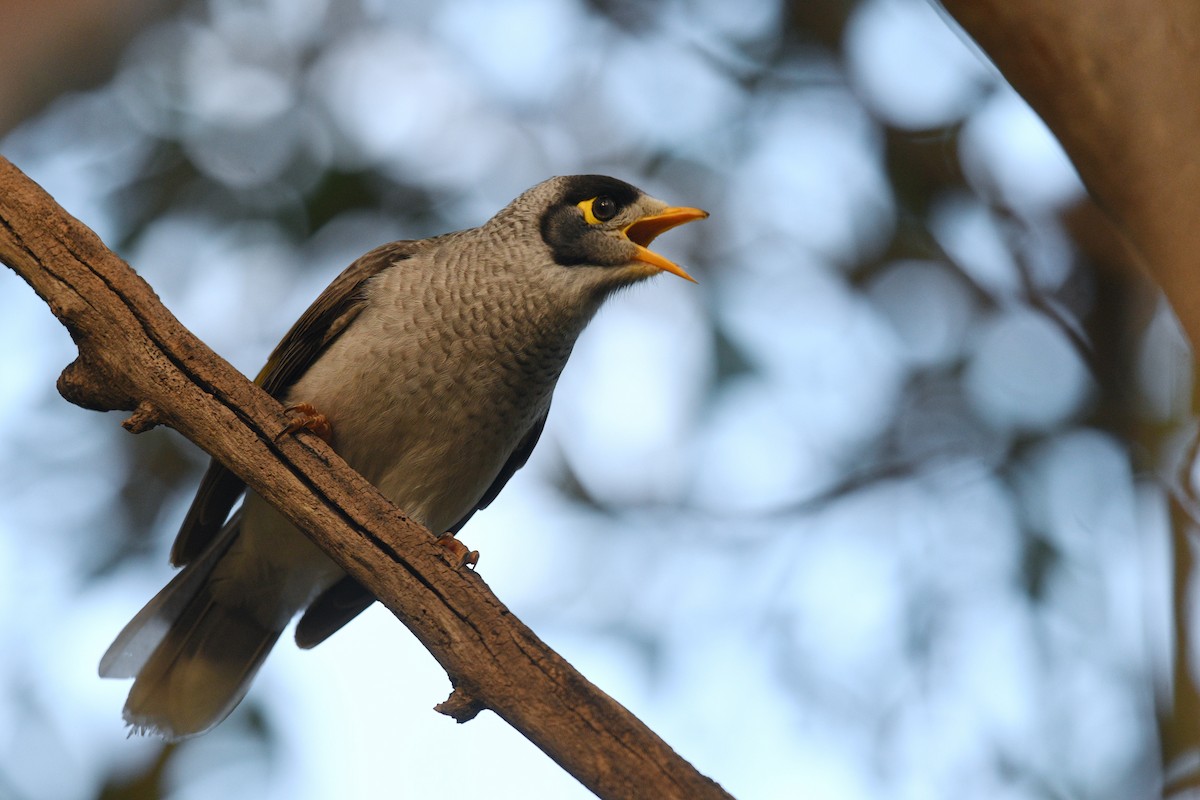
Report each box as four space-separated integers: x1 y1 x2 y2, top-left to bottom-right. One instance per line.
169 240 427 567
257 239 432 396
294 409 551 649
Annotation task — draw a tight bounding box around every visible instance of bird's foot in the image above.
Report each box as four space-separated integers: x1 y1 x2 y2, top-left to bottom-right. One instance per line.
435 533 479 570
281 403 333 442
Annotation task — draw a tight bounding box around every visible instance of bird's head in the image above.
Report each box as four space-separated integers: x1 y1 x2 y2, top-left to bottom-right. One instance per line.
516 175 707 285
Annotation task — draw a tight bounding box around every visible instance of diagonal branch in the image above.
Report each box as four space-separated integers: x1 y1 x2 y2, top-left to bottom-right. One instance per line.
0 155 731 800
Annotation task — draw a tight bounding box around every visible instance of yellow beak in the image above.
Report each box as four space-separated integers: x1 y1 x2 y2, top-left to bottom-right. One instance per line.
622 206 708 283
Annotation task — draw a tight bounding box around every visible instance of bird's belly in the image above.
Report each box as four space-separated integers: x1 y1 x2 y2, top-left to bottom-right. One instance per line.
288 353 542 534
216 390 515 629
335 393 527 532
280 279 568 533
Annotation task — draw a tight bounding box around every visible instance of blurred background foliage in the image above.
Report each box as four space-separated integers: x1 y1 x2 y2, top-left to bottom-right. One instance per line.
0 0 1190 798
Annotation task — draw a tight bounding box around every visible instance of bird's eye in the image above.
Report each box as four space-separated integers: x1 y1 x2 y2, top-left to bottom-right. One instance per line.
592 195 618 220
578 195 619 225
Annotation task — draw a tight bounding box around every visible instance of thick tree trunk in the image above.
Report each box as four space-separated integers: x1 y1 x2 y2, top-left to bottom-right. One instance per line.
938 1 1200 792
939 0 1200 349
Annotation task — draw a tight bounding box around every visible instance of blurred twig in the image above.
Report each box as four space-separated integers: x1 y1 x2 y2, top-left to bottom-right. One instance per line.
0 155 732 800
1164 491 1200 797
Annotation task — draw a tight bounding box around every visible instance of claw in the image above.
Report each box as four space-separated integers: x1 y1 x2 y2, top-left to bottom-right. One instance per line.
435 533 479 570
281 403 332 442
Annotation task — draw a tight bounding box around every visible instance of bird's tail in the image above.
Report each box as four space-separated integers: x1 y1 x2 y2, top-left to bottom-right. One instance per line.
99 513 284 740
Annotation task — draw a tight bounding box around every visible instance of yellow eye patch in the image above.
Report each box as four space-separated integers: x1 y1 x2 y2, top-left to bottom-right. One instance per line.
577 195 618 225
577 198 602 225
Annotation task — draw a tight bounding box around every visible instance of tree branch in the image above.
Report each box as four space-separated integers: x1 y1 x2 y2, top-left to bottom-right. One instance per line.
0 155 731 800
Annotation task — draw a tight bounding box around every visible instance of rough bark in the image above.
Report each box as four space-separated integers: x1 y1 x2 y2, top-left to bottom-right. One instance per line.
0 155 732 800
937 1 1200 792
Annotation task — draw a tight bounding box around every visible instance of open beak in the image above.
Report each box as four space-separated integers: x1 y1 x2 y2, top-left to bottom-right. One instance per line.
622 206 708 283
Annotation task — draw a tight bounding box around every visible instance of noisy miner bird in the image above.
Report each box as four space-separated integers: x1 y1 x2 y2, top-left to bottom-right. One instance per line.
99 175 707 739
